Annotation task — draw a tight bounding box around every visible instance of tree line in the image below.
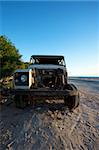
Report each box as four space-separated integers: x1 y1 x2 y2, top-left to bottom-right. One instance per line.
0 35 29 79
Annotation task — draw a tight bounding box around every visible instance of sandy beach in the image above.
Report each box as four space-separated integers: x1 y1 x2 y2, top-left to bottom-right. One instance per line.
0 77 99 150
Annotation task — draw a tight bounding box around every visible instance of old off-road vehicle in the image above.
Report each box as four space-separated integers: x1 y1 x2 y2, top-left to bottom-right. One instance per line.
13 55 80 109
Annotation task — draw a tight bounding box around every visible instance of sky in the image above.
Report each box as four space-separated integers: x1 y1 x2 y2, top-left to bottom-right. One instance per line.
0 1 99 76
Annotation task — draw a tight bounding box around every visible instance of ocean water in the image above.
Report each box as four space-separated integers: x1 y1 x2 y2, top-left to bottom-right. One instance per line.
69 77 99 94
69 76 99 81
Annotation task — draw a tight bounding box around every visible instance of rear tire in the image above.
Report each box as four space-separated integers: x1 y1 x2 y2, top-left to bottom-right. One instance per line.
64 84 80 110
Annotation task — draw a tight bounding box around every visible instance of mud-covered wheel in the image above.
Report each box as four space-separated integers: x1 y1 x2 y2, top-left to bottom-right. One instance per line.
14 95 27 108
64 84 80 110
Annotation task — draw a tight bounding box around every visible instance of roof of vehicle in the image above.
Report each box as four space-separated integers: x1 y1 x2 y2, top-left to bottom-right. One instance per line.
31 55 64 59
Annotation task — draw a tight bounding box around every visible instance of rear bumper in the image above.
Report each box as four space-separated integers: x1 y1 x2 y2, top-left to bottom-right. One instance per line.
13 88 78 98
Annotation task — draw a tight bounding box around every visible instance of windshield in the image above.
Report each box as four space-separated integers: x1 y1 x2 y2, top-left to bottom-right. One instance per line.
30 55 65 66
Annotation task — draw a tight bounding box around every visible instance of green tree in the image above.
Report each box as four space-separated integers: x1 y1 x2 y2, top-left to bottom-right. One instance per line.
0 35 25 78
24 62 29 68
